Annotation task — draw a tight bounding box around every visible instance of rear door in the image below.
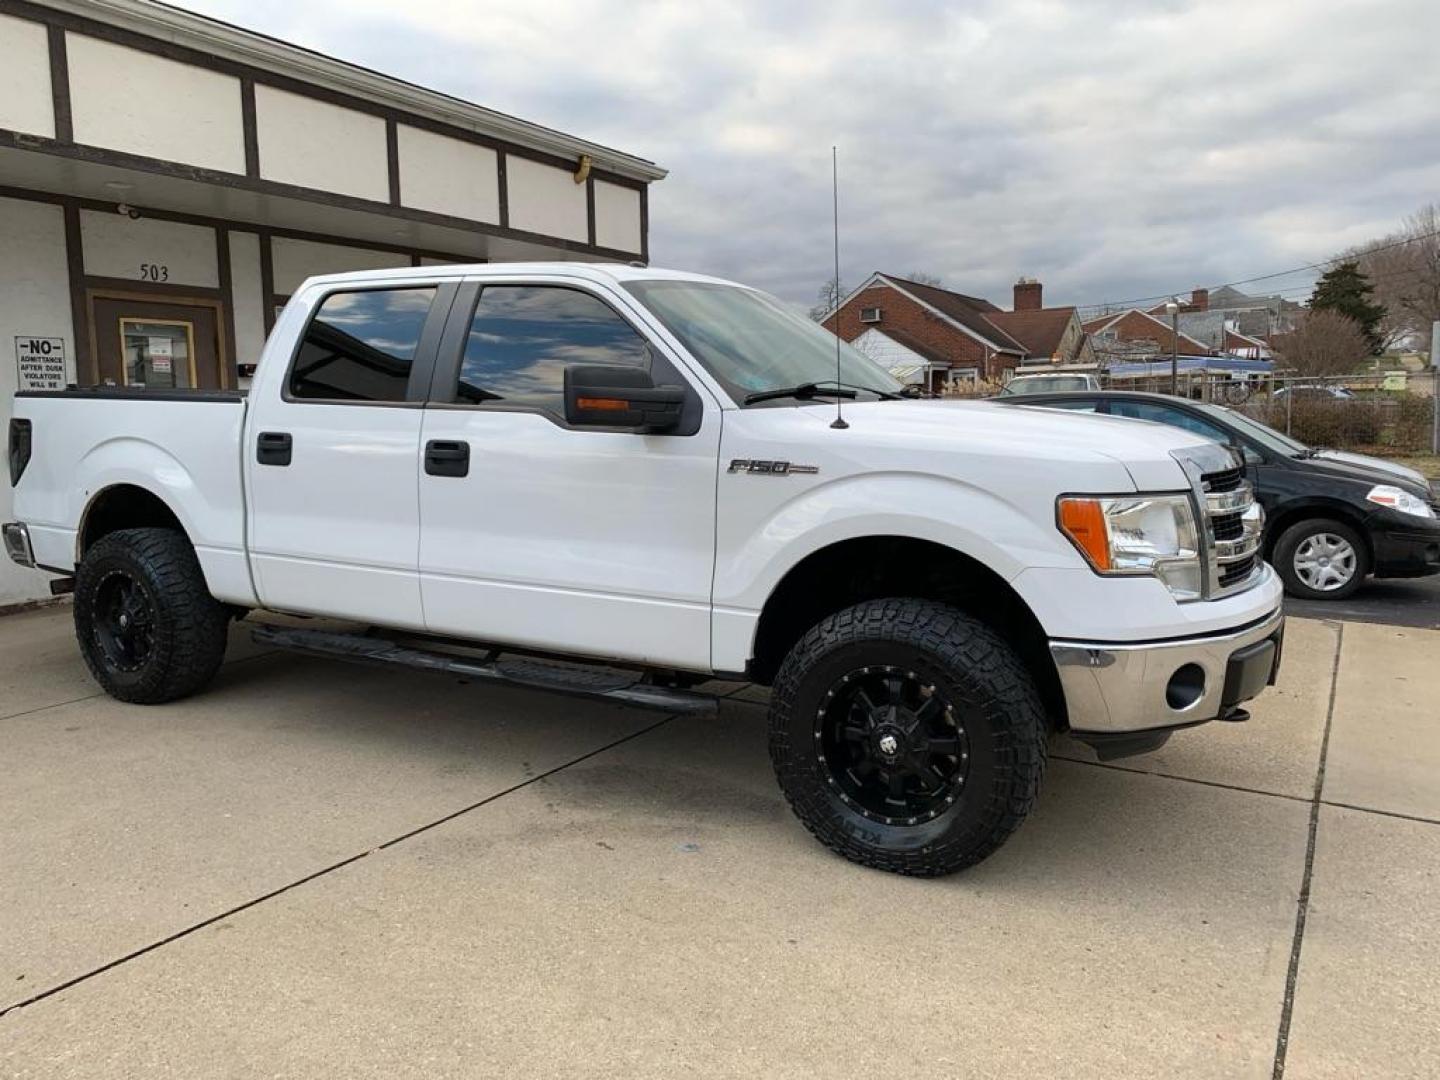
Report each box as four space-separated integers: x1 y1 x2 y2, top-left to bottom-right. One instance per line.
245 281 455 628
416 276 720 669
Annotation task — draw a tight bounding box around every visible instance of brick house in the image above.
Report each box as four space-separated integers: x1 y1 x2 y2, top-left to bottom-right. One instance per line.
1082 308 1212 360
821 273 1093 389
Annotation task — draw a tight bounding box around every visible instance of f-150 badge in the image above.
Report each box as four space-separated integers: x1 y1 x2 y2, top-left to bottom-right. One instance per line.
727 459 819 476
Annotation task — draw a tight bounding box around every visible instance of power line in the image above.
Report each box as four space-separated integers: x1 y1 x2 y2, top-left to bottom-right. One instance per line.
1074 226 1440 313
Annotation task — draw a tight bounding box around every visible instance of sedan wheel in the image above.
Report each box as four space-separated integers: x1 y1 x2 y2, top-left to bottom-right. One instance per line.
1274 518 1369 601
1292 532 1358 592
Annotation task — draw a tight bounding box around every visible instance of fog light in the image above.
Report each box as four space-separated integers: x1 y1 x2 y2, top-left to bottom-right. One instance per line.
1165 663 1206 711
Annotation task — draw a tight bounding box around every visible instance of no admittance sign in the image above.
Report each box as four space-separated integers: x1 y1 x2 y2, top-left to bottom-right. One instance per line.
15 337 67 391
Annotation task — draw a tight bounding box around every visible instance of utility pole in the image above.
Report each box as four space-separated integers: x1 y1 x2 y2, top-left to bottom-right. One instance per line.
1431 320 1439 453
1166 299 1181 396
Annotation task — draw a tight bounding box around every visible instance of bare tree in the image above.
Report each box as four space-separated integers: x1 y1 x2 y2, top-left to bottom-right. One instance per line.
904 271 944 287
1347 202 1440 349
1270 309 1371 377
808 276 845 321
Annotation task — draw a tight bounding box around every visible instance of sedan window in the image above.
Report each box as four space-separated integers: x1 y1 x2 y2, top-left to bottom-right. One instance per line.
1108 400 1230 444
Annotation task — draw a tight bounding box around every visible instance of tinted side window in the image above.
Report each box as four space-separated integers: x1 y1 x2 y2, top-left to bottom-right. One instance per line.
455 286 652 411
1109 400 1228 443
289 288 436 402
1044 400 1100 413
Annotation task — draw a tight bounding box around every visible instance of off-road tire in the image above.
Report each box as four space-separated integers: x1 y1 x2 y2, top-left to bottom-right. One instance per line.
768 599 1047 876
73 527 230 703
1273 517 1368 601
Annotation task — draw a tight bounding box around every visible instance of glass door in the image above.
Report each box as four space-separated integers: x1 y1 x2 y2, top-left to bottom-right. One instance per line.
119 318 197 389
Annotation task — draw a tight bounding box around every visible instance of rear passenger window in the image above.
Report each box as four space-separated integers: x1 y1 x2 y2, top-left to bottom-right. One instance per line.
289 287 436 402
454 286 652 413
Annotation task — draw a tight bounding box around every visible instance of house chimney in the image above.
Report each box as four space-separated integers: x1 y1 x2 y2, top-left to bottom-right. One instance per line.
1190 287 1209 312
1014 277 1042 311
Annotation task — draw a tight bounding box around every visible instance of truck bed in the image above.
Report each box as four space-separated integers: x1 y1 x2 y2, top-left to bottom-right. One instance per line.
11 389 255 605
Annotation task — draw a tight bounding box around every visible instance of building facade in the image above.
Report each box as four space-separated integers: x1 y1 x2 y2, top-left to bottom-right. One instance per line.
1 0 664 605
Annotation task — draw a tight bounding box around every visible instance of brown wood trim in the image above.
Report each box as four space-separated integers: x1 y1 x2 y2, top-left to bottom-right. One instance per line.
585 175 596 248
0 0 660 189
47 23 72 143
62 202 92 382
386 117 400 207
639 184 650 264
496 151 509 229
258 229 276 336
216 228 237 388
240 76 259 178
0 133 641 262
84 276 223 300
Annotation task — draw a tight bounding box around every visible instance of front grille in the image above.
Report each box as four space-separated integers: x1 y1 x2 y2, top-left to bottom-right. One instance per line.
1218 553 1258 588
1203 466 1245 494
1200 464 1262 597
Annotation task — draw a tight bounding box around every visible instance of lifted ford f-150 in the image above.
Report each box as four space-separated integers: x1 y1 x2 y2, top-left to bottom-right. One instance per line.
5 263 1283 875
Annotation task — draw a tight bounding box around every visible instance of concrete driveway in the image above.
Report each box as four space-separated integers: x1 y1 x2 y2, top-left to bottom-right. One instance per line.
1 606 1436 1078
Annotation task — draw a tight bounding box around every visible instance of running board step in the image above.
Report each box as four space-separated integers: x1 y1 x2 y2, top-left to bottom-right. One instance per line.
250 625 718 716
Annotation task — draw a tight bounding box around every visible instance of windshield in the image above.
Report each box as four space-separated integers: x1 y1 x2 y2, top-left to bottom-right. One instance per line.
624 280 903 405
1205 403 1309 455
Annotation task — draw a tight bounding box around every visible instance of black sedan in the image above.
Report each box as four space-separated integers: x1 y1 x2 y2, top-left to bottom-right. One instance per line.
1002 390 1440 601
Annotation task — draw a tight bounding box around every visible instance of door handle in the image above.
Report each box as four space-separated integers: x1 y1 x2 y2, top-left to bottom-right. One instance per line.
425 439 470 478
256 431 292 466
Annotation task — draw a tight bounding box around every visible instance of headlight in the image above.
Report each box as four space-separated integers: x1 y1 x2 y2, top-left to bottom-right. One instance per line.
1366 484 1435 519
1058 493 1202 600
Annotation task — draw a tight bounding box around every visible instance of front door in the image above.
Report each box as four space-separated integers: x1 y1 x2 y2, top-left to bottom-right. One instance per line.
91 295 225 389
418 278 720 670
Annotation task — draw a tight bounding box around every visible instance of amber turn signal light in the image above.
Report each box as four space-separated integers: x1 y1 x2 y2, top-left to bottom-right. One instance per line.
576 397 630 412
1058 497 1111 571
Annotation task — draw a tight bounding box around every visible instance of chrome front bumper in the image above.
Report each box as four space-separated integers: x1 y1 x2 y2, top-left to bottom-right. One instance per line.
1050 604 1284 750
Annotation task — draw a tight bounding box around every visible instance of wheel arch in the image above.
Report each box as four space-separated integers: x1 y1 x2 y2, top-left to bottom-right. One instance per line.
1264 498 1374 565
748 534 1067 730
77 483 189 559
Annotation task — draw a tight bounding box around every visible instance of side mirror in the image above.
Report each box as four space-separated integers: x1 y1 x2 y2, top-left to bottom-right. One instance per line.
564 364 684 432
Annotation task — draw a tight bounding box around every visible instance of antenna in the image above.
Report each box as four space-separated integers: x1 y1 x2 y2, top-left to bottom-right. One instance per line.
829 145 848 430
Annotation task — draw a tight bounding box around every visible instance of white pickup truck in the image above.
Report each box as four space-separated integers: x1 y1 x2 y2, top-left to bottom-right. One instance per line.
5 263 1283 876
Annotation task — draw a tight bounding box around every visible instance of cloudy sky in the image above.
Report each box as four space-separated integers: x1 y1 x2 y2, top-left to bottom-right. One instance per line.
179 0 1440 313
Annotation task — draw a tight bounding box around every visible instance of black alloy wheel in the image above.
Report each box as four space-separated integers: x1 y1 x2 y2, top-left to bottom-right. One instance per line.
816 666 970 826
90 569 157 673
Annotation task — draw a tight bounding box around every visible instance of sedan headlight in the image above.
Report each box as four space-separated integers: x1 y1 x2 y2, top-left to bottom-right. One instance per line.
1058 493 1203 600
1366 484 1435 519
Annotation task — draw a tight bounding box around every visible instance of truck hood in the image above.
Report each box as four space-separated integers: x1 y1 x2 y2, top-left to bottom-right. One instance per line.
795 399 1214 490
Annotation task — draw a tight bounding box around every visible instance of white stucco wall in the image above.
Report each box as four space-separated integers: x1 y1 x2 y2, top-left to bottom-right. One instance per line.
1 197 75 605
255 86 388 203
228 230 266 368
593 180 641 254
397 125 499 224
506 156 587 243
80 211 219 288
66 33 245 174
270 237 410 296
0 13 55 139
